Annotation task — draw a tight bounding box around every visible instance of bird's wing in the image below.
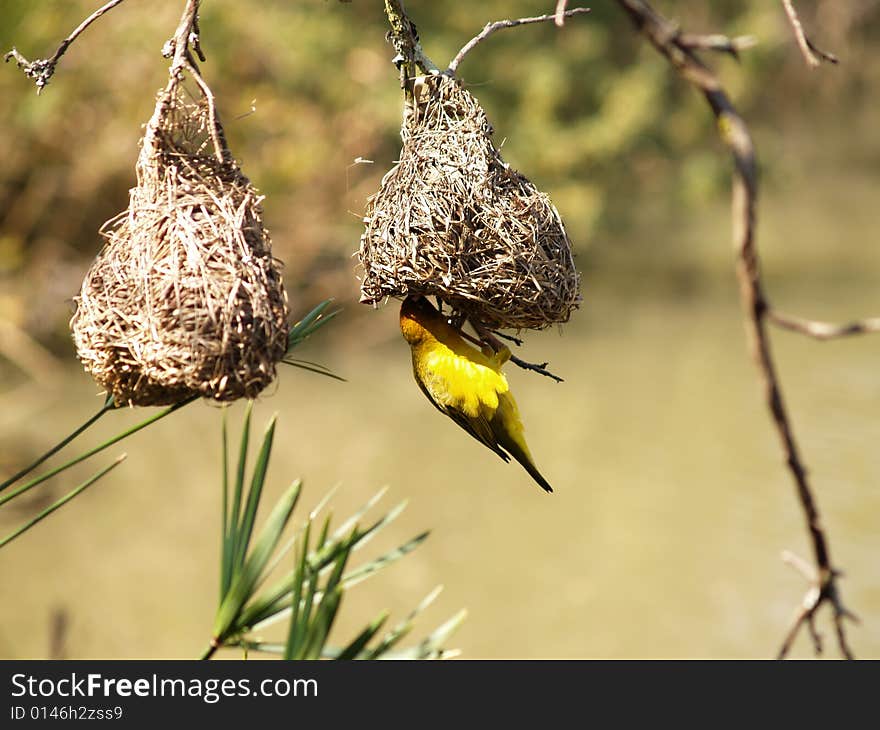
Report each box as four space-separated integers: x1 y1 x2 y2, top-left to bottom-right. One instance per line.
416 347 512 463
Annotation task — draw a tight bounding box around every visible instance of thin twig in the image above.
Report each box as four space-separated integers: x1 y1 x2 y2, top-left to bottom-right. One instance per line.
782 549 816 581
469 320 564 383
4 0 127 93
0 396 195 509
615 0 855 659
491 330 524 348
769 311 880 340
508 354 564 383
555 0 569 27
0 397 115 494
191 11 206 63
677 33 757 60
780 0 839 68
0 455 126 550
188 66 227 164
447 8 591 75
778 549 823 656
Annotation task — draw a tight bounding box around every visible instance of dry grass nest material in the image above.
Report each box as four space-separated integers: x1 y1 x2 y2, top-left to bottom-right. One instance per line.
71 68 289 406
359 72 581 331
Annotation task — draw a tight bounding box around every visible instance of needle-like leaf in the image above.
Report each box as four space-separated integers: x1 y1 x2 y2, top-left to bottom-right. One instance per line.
220 409 232 599
0 454 126 549
335 612 390 661
0 395 115 494
213 479 302 641
284 520 311 660
234 415 277 569
0 396 194 508
228 400 253 572
286 300 341 352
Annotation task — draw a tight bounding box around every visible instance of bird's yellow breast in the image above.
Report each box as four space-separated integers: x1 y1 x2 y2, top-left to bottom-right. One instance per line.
413 340 510 419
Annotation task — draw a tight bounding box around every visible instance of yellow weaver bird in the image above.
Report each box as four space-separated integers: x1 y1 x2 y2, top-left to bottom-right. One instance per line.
399 295 553 493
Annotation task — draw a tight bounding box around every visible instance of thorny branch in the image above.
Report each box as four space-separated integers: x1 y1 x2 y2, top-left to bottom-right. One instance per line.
4 0 128 93
614 0 857 659
447 7 591 75
506 353 564 383
781 0 839 68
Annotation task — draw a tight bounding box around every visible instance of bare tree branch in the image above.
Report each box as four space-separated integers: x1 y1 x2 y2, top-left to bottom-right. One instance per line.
4 0 128 93
383 0 439 91
781 0 839 68
447 8 591 75
614 0 856 659
769 311 880 340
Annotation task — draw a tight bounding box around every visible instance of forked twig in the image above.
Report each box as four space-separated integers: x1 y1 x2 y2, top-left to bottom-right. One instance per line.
507 353 564 383
777 551 859 659
448 7 591 74
4 0 128 93
615 0 856 658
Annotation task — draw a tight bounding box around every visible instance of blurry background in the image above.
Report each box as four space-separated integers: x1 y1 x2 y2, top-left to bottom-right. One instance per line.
0 0 878 658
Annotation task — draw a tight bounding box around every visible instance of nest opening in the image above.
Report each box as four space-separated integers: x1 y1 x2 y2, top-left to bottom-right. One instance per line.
71 65 289 406
359 72 581 331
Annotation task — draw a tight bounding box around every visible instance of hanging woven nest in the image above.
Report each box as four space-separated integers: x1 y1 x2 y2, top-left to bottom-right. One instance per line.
71 61 289 406
358 72 581 331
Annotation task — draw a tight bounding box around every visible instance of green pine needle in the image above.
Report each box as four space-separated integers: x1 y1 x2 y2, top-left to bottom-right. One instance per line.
0 396 195 509
282 300 344 381
206 410 463 661
0 395 115 494
0 454 126 549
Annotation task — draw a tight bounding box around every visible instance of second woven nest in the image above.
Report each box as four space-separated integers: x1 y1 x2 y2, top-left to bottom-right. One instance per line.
71 66 289 406
359 72 580 330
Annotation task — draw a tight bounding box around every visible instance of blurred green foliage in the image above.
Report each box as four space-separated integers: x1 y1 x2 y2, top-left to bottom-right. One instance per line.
1 0 878 352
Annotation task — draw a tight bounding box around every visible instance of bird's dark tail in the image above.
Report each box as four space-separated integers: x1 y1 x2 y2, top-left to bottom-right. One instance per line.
497 433 553 493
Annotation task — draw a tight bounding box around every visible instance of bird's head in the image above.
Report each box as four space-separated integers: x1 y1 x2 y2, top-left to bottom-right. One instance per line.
399 295 441 345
